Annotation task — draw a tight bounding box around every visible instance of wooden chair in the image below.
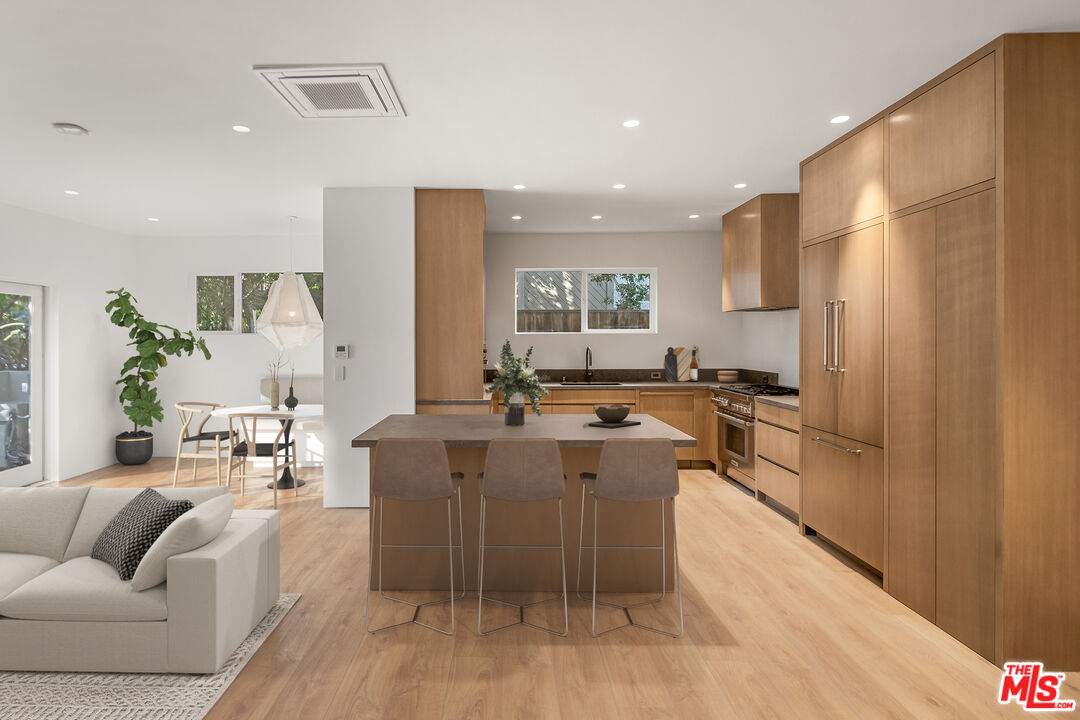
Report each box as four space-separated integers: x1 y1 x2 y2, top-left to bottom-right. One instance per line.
225 413 298 509
173 402 234 487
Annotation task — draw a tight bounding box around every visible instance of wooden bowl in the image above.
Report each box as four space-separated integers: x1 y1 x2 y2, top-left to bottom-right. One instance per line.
594 404 630 423
716 370 739 383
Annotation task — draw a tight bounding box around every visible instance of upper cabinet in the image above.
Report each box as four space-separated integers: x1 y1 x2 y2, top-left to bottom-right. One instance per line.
415 189 486 402
800 120 884 242
721 193 799 311
888 55 996 212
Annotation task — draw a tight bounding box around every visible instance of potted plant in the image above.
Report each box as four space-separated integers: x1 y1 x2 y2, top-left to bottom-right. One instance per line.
487 340 548 425
106 289 211 465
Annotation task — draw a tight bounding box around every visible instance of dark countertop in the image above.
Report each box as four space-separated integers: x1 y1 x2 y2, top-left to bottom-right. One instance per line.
352 413 697 448
415 398 491 406
543 381 722 391
755 395 800 411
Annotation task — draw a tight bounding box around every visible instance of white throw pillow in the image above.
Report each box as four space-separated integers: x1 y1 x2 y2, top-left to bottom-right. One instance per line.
130 493 235 591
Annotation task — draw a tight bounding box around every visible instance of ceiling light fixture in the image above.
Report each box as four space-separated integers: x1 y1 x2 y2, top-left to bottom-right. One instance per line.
512 184 526 190
830 115 851 124
63 189 79 196
232 125 252 133
257 215 324 350
688 214 700 219
621 119 640 128
146 217 160 222
612 183 626 190
52 122 89 136
511 215 523 221
591 215 603 220
734 183 747 189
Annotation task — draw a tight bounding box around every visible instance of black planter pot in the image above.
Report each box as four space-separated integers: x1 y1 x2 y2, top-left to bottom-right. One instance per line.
504 404 525 426
116 432 153 465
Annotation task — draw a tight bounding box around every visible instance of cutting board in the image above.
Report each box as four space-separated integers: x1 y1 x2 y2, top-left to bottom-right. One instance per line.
675 346 692 381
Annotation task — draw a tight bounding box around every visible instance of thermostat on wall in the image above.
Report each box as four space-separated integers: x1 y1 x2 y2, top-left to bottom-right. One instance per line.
334 344 350 359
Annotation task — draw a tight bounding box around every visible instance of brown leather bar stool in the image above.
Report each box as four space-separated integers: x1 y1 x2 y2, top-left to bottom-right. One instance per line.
477 438 568 636
577 438 684 638
364 438 466 636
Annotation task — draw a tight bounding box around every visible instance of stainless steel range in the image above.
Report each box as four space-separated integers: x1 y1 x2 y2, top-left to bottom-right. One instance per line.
711 382 798 489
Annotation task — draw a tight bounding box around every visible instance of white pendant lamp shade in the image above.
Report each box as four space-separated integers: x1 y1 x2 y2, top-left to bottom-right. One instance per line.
256 272 324 349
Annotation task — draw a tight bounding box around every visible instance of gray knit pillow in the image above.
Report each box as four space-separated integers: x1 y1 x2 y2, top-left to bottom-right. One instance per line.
91 489 194 581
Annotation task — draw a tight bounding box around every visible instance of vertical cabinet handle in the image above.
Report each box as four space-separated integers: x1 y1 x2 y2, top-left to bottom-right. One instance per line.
823 300 834 371
834 299 845 373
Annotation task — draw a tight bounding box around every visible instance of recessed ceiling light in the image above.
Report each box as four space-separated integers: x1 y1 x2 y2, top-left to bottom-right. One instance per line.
688 214 700 219
511 215 523 221
512 184 526 190
734 183 747 189
232 125 252 133
146 217 160 222
591 215 603 220
621 119 640 128
52 122 89 136
830 115 850 124
63 189 79 196
612 183 626 190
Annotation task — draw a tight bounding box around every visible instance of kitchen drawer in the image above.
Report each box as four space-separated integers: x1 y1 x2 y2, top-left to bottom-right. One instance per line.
756 421 799 473
548 389 638 405
548 403 634 415
756 402 799 431
756 458 799 513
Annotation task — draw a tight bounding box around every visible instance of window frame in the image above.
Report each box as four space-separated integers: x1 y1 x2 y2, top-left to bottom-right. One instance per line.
513 267 658 335
191 272 324 336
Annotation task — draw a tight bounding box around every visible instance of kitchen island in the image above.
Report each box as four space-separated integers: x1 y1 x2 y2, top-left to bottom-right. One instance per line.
353 413 695 592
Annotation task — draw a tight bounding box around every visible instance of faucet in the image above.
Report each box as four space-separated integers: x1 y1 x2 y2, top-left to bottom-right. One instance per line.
585 346 593 384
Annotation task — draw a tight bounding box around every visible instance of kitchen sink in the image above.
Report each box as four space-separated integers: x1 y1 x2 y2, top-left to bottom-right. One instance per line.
559 381 622 386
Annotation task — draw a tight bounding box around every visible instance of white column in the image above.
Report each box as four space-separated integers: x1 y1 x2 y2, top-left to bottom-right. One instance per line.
321 188 415 507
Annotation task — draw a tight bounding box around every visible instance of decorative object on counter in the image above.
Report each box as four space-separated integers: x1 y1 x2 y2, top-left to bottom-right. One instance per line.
594 404 630 423
284 368 299 411
256 216 324 350
664 348 678 382
266 353 288 410
716 369 739 383
690 346 700 381
587 419 642 429
675 346 692 381
105 288 212 465
487 340 549 424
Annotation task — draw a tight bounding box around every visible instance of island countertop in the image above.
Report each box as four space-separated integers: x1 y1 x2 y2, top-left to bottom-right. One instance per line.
352 413 697 448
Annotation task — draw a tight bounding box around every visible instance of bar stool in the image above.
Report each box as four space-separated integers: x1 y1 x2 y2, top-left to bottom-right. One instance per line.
477 438 568 636
577 438 684 638
364 438 465 635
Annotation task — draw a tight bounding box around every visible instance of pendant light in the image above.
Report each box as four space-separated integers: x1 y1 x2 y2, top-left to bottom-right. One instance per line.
256 216 324 350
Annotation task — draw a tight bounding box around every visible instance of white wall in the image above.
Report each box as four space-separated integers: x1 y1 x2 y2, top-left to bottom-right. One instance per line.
322 188 416 508
484 231 800 385
130 234 323 459
0 202 136 481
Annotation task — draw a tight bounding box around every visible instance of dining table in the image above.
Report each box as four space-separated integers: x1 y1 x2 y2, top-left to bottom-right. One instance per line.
211 404 323 490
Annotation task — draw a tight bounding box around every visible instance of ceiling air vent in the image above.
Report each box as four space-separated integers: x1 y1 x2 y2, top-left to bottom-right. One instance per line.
254 64 405 118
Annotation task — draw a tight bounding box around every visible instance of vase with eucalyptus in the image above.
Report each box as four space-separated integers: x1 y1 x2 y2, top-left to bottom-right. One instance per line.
487 340 548 426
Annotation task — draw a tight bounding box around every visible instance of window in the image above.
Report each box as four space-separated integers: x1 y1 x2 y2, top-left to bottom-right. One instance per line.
194 273 324 334
516 268 655 333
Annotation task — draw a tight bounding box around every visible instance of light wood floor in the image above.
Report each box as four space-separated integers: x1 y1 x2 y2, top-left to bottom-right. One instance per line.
62 459 1076 720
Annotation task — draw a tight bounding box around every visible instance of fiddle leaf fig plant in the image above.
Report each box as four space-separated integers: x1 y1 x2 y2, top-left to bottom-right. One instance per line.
106 289 211 432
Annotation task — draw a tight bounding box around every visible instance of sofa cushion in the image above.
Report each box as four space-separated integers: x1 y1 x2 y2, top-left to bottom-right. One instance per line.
64 486 229 561
131 492 235 591
0 556 168 622
0 552 59 602
0 487 90 561
92 489 193 581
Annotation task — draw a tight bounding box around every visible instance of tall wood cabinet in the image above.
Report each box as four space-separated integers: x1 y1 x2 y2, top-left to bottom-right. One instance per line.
721 194 799 311
414 189 486 403
799 34 1080 669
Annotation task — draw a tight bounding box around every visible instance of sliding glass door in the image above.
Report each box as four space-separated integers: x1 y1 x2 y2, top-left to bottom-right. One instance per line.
0 282 42 486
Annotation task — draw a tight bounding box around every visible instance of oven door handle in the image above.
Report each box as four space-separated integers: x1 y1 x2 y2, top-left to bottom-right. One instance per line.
713 410 753 428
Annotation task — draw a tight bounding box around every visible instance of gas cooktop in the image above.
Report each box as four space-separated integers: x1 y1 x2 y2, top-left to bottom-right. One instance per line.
717 383 799 397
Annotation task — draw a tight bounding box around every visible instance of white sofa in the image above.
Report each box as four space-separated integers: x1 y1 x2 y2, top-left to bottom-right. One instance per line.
0 485 280 674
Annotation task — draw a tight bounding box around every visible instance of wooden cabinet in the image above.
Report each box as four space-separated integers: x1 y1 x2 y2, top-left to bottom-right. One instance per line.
801 428 884 571
756 402 801 517
722 194 799 311
414 189 485 402
888 55 995 212
637 391 695 462
757 420 799 473
416 402 493 415
800 120 884 242
799 225 883 447
693 389 717 464
756 460 799 514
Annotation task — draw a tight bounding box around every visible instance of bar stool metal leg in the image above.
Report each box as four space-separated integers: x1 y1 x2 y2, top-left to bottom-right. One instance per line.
364 488 466 635
477 496 569 637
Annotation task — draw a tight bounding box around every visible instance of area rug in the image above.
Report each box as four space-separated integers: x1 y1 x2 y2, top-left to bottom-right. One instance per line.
0 593 300 720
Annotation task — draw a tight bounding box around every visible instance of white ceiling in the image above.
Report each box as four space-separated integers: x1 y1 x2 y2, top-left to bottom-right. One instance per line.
1 1 1078 238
